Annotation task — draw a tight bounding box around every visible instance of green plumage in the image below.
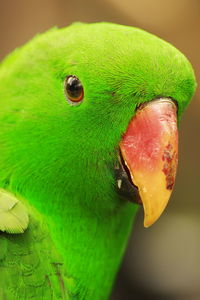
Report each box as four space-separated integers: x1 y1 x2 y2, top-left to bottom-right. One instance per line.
0 22 196 299
0 189 28 233
0 195 74 299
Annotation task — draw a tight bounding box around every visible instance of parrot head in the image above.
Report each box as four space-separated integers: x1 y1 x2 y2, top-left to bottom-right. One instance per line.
0 22 196 227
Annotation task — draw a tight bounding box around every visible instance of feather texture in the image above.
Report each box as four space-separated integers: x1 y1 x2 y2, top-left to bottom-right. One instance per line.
0 195 75 299
0 189 29 233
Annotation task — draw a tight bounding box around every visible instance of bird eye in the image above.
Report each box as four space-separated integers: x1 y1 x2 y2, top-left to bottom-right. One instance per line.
64 75 84 104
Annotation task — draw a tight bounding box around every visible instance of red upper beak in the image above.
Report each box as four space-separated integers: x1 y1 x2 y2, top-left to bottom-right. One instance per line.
120 98 178 227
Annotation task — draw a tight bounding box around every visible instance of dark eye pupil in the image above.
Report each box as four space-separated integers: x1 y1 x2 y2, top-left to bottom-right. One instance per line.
65 76 83 100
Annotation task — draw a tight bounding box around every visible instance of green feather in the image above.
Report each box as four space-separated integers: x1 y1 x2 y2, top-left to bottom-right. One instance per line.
0 200 74 299
0 189 29 233
0 22 196 299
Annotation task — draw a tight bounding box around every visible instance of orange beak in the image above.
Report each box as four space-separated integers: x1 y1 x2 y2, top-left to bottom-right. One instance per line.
120 98 178 227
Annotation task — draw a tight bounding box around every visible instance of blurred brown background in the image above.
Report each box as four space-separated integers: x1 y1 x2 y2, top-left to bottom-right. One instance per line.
1 1 199 299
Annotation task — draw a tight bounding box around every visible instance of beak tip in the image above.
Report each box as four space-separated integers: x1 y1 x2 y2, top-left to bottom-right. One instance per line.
143 201 168 228
143 217 153 228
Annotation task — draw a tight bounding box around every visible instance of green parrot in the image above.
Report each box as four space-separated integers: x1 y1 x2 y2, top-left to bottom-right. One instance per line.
0 22 196 299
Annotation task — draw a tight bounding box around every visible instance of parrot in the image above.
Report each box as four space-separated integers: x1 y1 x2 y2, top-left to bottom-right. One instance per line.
0 22 196 299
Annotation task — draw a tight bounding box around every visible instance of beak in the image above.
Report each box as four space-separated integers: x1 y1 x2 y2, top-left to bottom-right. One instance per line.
120 98 178 227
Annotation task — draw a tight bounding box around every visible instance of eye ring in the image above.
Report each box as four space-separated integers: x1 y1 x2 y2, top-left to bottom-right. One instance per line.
64 75 84 105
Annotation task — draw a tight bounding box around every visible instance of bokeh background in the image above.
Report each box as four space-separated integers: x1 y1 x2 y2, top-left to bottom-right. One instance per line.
1 1 199 299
